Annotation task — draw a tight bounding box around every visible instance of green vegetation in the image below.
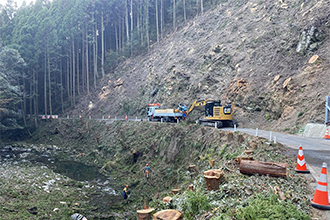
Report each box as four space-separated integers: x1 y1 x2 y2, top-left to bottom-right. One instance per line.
1 120 315 219
236 193 311 220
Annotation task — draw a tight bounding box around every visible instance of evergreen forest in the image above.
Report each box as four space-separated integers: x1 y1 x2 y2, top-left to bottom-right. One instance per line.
0 0 211 132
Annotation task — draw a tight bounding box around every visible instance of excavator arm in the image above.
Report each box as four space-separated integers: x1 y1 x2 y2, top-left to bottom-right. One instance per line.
187 99 214 115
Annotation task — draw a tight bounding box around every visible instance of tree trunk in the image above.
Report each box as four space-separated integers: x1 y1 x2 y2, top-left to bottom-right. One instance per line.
183 0 186 21
160 0 163 39
155 0 159 43
82 31 85 93
137 0 140 39
93 15 97 89
77 42 80 95
239 160 287 178
33 69 38 126
60 57 64 113
101 10 105 78
125 0 129 43
130 0 133 54
73 39 76 106
115 24 119 52
146 0 149 50
173 0 176 29
44 53 47 116
29 71 32 119
47 49 52 116
86 28 90 95
140 0 143 44
66 56 70 102
69 47 73 107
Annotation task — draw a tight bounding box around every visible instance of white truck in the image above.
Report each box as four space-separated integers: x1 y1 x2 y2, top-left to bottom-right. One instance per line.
147 103 187 123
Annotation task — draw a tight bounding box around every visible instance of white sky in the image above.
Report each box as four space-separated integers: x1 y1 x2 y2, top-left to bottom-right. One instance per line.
0 0 35 7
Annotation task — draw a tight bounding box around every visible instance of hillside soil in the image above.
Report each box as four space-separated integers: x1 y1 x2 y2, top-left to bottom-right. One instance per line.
68 0 330 135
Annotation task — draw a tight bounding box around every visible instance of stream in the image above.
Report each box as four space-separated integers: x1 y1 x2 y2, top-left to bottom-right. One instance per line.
0 143 122 215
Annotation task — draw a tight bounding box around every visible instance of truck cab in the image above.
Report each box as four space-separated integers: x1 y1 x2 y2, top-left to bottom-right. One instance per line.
147 103 161 120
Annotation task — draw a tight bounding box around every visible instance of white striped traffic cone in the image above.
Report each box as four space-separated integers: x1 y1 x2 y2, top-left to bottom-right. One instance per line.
294 145 310 173
311 162 330 210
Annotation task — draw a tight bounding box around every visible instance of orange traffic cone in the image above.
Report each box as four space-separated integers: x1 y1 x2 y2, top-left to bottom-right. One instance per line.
324 128 330 139
125 115 128 120
108 115 110 119
295 145 310 173
311 162 330 210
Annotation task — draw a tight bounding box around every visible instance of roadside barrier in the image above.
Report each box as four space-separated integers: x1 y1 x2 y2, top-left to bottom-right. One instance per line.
295 145 310 173
324 128 330 139
311 162 330 210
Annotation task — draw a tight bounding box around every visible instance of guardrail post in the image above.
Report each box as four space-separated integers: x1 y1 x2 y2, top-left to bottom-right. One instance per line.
177 119 179 124
256 128 258 136
274 136 277 144
215 122 217 128
234 124 237 132
161 118 163 123
136 117 138 121
67 115 69 119
115 116 117 120
269 131 272 141
102 116 104 120
89 116 91 119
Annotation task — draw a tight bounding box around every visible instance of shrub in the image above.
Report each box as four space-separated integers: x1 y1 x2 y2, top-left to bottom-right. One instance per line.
235 193 311 220
181 190 211 220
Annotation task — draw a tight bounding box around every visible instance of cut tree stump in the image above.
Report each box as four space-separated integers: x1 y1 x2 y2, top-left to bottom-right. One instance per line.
171 188 181 195
162 197 172 203
137 208 155 220
203 169 224 191
239 160 287 178
153 209 183 220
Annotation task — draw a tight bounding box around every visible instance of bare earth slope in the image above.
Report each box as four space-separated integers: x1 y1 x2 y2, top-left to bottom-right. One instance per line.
70 0 330 133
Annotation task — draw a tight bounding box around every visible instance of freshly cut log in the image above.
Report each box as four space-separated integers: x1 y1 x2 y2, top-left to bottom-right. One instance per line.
239 160 287 178
153 209 183 220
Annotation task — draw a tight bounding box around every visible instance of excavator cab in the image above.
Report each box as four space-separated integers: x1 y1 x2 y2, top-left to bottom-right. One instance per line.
205 100 222 117
203 101 235 128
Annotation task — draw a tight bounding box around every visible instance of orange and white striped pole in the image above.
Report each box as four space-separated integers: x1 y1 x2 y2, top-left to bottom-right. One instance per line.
295 145 310 173
311 162 330 210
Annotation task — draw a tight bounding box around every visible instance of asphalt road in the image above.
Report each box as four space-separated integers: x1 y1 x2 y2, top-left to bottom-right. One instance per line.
221 127 330 177
222 127 330 218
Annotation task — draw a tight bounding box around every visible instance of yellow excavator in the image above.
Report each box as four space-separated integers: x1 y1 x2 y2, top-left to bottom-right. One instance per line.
186 99 238 128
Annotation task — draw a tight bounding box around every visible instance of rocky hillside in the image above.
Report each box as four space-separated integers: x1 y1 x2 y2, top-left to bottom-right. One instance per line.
70 0 330 133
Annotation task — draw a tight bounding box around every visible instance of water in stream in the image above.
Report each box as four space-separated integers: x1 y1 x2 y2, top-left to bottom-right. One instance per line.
0 143 122 216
